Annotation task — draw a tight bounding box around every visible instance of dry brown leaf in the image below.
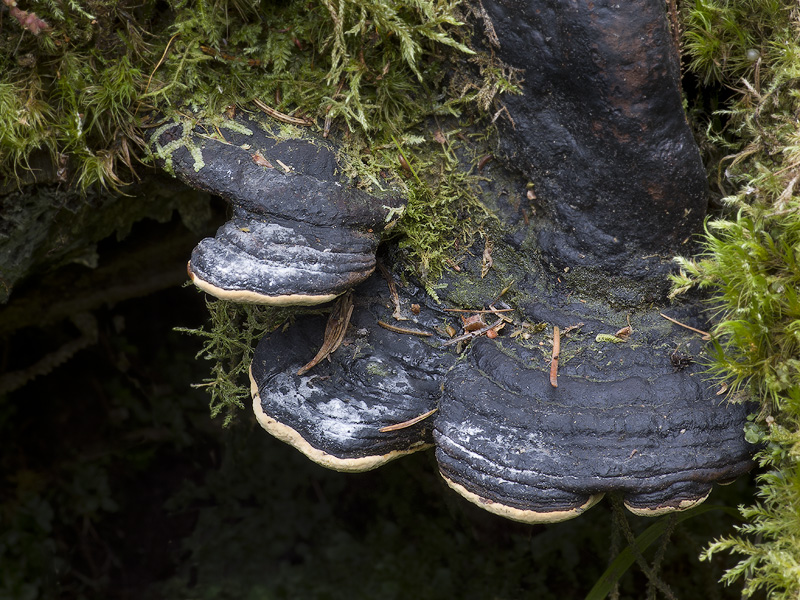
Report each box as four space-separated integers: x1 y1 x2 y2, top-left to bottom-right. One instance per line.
297 292 354 375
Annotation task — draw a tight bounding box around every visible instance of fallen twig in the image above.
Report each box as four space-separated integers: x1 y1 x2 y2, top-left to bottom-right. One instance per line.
441 317 505 347
376 261 406 321
253 98 314 126
377 321 432 337
443 307 514 313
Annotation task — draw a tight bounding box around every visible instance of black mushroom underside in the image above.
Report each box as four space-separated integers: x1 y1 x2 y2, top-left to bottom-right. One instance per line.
146 113 404 305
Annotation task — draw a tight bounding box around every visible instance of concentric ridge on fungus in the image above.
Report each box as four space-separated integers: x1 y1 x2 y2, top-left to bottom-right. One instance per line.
146 112 404 305
248 274 753 523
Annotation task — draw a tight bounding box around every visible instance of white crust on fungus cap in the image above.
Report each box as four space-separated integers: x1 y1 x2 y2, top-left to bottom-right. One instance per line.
249 366 431 472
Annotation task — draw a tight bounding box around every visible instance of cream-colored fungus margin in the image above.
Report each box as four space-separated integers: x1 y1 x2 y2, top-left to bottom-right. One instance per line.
250 367 432 472
189 263 339 306
623 489 711 517
441 473 604 524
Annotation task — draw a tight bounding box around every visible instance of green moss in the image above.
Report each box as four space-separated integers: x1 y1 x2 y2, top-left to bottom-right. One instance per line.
1 0 517 191
390 140 493 293
176 296 303 426
674 2 800 596
365 361 390 377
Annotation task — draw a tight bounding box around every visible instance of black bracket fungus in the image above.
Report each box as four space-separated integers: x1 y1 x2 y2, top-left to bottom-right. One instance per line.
250 275 457 472
145 111 404 305
152 0 756 523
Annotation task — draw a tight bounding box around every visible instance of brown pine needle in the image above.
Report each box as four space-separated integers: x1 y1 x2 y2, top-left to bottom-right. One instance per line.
550 325 560 388
443 307 514 313
659 313 711 340
379 408 438 432
377 321 432 337
253 98 314 126
297 293 353 375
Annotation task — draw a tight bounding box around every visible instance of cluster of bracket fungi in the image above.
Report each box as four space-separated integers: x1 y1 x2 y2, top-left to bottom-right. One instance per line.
148 0 754 523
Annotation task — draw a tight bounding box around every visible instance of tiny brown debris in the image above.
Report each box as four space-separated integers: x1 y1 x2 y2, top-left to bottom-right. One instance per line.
670 348 693 372
561 322 584 336
488 304 514 323
398 153 412 176
433 129 446 144
550 325 560 388
411 303 421 315
379 408 438 433
323 111 332 138
462 314 488 332
441 317 505 347
615 326 632 340
251 151 273 169
445 258 462 272
444 307 514 314
615 314 633 340
486 322 504 339
481 236 493 278
297 292 354 375
477 154 494 171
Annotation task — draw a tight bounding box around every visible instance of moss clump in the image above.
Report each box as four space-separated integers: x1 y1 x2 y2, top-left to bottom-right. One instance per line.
176 297 299 426
1 0 516 190
673 1 800 596
388 135 492 290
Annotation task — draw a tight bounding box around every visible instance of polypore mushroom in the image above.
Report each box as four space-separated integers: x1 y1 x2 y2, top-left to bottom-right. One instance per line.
250 275 455 471
249 252 753 522
155 0 756 523
146 112 403 305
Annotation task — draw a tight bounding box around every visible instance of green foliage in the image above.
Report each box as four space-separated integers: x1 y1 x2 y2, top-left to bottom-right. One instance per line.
674 2 800 596
672 202 800 406
1 0 515 189
176 297 297 426
683 0 793 86
387 133 491 290
701 454 800 599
